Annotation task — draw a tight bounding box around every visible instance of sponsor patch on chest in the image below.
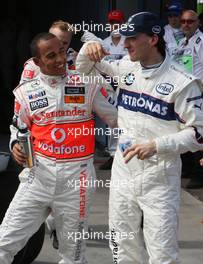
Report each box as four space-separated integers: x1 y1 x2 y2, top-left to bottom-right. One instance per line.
65 86 85 94
28 90 46 100
118 88 176 121
64 95 85 104
155 83 174 95
30 98 48 111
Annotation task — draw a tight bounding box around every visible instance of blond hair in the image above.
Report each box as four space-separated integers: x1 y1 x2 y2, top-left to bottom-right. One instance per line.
49 20 74 33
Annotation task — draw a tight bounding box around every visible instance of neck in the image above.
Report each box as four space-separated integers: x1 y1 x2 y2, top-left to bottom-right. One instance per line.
141 51 164 68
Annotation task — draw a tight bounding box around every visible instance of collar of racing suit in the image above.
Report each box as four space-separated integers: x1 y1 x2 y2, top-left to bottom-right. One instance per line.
140 55 167 79
40 72 67 87
141 61 163 69
185 28 201 43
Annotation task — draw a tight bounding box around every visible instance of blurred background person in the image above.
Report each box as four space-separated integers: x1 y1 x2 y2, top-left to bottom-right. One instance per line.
173 9 203 188
164 1 184 56
175 9 203 79
102 9 127 60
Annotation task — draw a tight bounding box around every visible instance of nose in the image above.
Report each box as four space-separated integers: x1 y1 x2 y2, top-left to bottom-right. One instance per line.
56 55 62 63
56 52 65 63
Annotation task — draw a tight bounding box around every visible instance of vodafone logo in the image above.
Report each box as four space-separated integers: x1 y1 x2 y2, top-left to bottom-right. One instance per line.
51 128 66 143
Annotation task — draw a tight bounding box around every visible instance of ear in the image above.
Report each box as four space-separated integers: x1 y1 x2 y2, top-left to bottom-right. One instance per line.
149 34 159 47
33 57 40 67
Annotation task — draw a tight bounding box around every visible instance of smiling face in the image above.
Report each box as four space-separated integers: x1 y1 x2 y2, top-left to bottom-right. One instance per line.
34 37 67 76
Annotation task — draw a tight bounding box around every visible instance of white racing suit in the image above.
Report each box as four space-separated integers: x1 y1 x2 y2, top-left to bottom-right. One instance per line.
19 50 77 237
76 42 203 264
0 70 117 264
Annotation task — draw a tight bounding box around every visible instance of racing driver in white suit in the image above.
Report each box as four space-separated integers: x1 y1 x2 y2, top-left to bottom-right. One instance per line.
76 12 203 264
0 33 117 264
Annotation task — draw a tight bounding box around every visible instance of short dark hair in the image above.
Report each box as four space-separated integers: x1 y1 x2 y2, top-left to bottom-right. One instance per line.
146 32 166 57
155 36 166 57
30 32 56 57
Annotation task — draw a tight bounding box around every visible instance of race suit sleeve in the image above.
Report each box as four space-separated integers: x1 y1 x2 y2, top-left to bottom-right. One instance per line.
80 31 103 43
155 80 203 154
92 85 118 128
9 87 32 150
76 41 120 77
9 100 20 151
19 59 38 84
195 39 203 66
10 128 18 150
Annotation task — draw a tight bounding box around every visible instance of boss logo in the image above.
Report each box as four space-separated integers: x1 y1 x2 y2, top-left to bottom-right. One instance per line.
30 98 48 111
155 83 174 95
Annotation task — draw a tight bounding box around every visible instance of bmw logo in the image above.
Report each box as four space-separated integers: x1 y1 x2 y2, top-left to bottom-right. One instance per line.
124 73 135 86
